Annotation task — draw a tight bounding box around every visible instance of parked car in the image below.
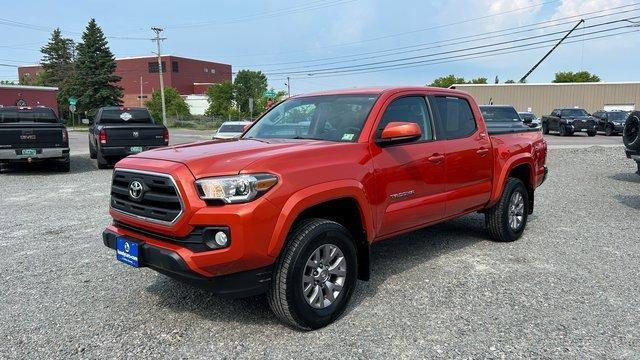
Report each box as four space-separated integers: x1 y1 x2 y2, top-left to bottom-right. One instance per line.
480 105 533 132
518 112 541 128
541 108 597 136
213 121 251 139
88 107 168 169
0 106 69 172
592 110 631 136
623 111 640 175
102 87 548 330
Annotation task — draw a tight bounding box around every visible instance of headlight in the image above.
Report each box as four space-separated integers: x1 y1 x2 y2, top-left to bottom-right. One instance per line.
195 174 278 203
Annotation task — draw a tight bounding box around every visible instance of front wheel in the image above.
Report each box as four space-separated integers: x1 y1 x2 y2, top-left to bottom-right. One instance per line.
485 178 529 242
267 218 357 330
542 122 549 135
587 130 597 137
558 124 568 136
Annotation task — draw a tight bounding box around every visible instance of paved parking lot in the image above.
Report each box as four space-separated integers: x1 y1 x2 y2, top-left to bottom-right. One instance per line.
1 133 638 358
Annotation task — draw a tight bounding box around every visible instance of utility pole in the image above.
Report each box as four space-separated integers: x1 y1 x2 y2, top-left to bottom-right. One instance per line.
519 19 585 83
151 27 167 125
285 77 291 97
135 75 149 107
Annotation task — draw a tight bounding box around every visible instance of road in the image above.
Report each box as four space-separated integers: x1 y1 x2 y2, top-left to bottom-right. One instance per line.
1 133 638 358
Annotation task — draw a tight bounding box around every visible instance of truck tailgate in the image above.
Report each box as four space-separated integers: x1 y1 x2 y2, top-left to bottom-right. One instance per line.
0 123 65 149
104 125 165 147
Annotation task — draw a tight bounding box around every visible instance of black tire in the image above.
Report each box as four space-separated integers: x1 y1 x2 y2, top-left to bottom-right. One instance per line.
54 155 70 172
587 130 596 137
89 140 97 159
0 162 8 174
267 218 358 330
623 112 640 150
604 125 614 136
485 178 529 242
558 124 567 136
96 150 110 169
542 122 549 135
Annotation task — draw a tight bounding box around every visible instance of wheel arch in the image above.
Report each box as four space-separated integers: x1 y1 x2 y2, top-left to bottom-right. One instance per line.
490 155 535 213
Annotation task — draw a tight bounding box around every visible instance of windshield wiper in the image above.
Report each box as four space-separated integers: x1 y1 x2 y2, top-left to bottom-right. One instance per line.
291 136 326 141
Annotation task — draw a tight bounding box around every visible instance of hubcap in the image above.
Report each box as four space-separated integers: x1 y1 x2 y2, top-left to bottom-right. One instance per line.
302 244 347 309
508 191 525 231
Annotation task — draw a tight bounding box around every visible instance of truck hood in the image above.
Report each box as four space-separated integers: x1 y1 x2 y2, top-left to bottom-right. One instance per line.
130 138 329 178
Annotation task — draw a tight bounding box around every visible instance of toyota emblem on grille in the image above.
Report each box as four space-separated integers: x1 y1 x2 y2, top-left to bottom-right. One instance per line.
132 131 139 138
129 180 143 199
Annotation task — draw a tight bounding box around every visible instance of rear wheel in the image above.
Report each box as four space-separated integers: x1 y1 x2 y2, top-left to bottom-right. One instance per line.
542 122 549 135
267 218 357 330
587 130 597 137
54 155 70 172
96 150 110 169
485 178 529 242
623 112 640 150
89 140 97 159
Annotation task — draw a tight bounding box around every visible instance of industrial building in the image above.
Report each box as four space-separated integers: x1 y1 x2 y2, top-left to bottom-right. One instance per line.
450 82 640 115
18 55 232 111
0 84 59 114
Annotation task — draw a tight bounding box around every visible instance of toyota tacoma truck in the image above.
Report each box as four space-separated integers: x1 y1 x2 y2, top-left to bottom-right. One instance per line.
88 107 169 169
0 106 69 172
102 87 548 330
623 111 640 174
541 108 597 137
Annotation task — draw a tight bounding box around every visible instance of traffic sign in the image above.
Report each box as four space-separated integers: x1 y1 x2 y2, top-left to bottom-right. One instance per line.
263 90 276 98
69 97 78 106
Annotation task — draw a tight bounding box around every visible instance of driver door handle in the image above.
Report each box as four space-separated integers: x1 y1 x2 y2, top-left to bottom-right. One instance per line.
477 147 489 156
427 153 445 164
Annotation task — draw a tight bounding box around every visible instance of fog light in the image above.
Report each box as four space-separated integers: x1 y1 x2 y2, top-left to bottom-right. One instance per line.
214 231 228 247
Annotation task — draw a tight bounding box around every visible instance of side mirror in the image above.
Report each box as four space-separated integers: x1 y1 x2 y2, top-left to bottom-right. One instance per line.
81 118 90 125
377 122 422 146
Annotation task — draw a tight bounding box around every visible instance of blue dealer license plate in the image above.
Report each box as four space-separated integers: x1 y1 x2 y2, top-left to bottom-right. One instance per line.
130 146 143 153
116 237 140 267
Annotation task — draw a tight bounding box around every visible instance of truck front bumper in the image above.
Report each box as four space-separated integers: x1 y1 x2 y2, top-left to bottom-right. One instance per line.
0 147 69 161
566 122 596 132
103 228 272 297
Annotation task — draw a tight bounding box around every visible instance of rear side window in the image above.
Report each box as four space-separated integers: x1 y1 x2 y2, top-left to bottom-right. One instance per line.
377 97 433 141
0 108 58 123
98 109 154 124
430 96 476 139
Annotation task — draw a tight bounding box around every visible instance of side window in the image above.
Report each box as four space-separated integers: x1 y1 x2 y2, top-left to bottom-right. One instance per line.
430 96 477 140
552 110 560 117
377 97 433 141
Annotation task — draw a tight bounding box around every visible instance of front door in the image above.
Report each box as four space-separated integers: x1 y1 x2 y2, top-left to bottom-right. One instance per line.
371 96 446 236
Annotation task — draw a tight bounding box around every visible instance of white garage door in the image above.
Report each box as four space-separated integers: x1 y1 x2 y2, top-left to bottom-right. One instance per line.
604 104 635 111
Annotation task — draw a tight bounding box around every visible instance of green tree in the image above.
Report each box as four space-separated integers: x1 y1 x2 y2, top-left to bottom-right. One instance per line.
505 79 516 84
552 71 600 83
40 28 76 119
469 77 488 84
234 70 268 116
429 74 467 88
72 19 123 114
205 81 234 117
146 87 190 121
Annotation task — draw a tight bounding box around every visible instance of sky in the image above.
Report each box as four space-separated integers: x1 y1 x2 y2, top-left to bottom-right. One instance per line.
1 0 639 94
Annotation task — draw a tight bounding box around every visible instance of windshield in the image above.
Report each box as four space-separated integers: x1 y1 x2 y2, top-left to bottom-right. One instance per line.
561 109 589 117
218 124 246 133
480 107 521 122
0 108 58 123
519 113 536 121
609 112 630 121
98 109 154 124
243 95 378 142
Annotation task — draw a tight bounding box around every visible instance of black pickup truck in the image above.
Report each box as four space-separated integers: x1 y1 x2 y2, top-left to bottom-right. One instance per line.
0 106 70 172
88 107 168 169
541 108 597 137
623 111 640 175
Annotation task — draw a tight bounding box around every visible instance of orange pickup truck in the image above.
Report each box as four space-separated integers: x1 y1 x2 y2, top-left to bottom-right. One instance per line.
103 87 547 329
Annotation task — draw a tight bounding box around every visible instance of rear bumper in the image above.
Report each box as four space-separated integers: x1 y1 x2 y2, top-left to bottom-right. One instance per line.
103 229 272 297
0 147 69 161
100 145 166 158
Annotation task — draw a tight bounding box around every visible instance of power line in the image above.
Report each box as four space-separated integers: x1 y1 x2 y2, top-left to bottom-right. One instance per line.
264 19 639 76
239 3 640 69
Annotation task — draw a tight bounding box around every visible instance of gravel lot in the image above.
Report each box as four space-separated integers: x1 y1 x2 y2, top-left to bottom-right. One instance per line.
1 140 639 359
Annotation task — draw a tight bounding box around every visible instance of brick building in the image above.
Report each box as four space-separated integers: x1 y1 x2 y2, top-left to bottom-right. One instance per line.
18 55 232 108
0 84 59 114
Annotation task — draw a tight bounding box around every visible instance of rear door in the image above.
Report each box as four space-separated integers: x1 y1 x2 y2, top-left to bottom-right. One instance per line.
371 95 446 236
429 95 492 217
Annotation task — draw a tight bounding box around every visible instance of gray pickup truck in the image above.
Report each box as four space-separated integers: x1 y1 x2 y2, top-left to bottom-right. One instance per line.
0 106 70 172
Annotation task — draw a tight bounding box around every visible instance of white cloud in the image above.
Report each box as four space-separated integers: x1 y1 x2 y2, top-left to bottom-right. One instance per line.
551 0 628 19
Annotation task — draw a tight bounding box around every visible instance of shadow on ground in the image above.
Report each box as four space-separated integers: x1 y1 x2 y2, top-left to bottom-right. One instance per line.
144 214 489 329
609 172 640 184
615 195 640 210
1 155 100 175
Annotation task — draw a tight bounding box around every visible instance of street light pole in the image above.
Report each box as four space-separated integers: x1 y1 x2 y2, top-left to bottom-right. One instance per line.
151 27 167 125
